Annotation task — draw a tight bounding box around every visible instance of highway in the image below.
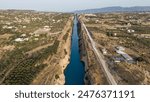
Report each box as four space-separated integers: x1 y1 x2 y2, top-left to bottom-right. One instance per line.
82 21 117 85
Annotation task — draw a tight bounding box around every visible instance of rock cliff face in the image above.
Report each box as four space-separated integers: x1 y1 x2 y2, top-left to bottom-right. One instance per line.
77 18 108 85
32 17 74 85
54 20 73 84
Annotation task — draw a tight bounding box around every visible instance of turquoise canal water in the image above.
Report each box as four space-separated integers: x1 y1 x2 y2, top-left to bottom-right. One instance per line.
64 16 85 85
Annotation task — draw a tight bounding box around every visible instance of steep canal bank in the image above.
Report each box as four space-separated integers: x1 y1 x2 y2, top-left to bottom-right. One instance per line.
64 16 85 85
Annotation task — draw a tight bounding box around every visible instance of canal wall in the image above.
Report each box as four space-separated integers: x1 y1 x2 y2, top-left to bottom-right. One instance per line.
77 17 108 85
54 16 74 85
77 20 89 84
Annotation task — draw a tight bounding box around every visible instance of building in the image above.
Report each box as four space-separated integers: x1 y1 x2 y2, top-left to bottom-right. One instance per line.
21 34 26 37
115 46 134 63
115 46 125 51
127 29 135 33
102 48 107 55
121 53 134 63
15 38 24 42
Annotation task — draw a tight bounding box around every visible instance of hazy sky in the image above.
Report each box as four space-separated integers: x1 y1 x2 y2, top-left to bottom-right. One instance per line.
0 0 150 12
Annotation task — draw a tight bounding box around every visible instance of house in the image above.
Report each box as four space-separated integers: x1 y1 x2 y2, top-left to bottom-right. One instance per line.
102 48 107 55
24 38 29 41
15 38 24 42
7 26 13 29
127 29 135 33
127 23 132 27
114 33 117 36
34 38 39 41
44 26 49 29
57 20 61 23
23 26 26 28
115 46 134 63
115 46 125 51
21 34 26 37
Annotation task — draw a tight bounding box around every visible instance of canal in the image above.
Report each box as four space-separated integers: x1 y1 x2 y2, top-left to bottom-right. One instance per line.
64 16 85 85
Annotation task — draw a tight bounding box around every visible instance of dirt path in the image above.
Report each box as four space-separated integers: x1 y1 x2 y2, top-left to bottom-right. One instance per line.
26 42 53 55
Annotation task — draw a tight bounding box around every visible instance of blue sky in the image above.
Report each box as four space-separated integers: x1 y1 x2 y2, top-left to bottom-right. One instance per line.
0 0 150 12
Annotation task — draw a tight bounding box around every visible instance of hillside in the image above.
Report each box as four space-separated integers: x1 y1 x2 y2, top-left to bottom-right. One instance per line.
74 6 150 14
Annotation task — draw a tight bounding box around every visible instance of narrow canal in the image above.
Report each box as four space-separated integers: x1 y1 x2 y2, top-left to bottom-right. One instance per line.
64 16 85 85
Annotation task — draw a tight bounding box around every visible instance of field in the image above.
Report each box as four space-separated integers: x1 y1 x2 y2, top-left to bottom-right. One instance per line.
0 10 73 85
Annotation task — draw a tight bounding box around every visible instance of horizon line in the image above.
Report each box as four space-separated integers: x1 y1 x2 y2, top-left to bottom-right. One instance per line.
0 5 150 13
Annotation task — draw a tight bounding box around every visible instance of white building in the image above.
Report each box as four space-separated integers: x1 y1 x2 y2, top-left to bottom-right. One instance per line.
115 46 125 51
115 49 134 63
102 48 107 55
24 38 29 41
21 34 26 37
127 29 135 33
15 38 24 42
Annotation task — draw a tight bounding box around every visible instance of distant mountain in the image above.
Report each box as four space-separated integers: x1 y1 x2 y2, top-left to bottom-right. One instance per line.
74 6 150 14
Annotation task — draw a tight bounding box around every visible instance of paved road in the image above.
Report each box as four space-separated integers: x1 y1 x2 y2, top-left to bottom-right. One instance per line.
82 22 117 85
